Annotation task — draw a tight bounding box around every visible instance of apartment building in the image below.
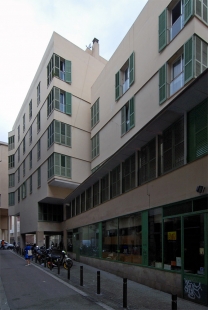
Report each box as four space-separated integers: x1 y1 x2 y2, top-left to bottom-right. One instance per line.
63 0 208 305
0 142 9 241
8 0 208 305
8 33 107 247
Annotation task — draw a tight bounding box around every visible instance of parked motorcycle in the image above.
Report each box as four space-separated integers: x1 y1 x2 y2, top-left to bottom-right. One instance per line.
47 250 73 270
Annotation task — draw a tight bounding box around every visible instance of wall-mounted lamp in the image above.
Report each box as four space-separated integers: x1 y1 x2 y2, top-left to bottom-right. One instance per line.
196 186 205 194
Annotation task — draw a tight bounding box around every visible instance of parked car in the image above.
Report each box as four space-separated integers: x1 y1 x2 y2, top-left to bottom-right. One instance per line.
0 240 14 249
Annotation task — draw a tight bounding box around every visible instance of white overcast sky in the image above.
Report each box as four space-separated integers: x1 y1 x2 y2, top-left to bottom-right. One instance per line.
0 0 148 143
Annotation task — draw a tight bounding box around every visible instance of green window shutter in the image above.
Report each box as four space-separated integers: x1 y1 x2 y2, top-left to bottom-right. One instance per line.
66 124 71 147
158 9 167 52
66 156 71 178
184 0 193 24
66 92 72 115
96 99 99 124
54 87 60 110
61 123 65 144
121 106 126 135
96 133 99 156
54 54 60 77
54 120 60 143
54 153 60 175
92 137 94 159
129 52 135 86
159 63 167 104
129 97 135 129
184 36 194 84
65 60 71 83
115 71 120 101
91 106 94 128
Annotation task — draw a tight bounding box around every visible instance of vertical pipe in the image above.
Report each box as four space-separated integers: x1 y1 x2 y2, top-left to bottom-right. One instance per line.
123 278 127 308
80 266 83 286
97 271 100 294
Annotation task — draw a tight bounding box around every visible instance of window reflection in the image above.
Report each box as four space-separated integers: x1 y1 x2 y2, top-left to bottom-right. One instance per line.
148 208 162 267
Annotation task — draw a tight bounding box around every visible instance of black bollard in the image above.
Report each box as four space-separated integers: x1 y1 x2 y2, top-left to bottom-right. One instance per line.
97 271 100 294
68 266 70 280
172 294 177 310
50 257 52 270
58 260 60 274
123 278 127 309
80 266 83 286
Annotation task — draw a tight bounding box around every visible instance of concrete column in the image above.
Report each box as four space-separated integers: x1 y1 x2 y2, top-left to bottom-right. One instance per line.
36 231 44 247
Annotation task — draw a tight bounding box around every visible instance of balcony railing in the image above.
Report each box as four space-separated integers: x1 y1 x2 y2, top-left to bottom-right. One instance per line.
170 71 184 96
123 79 129 94
170 14 183 41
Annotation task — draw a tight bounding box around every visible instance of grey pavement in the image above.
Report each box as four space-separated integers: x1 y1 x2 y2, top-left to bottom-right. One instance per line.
0 250 207 310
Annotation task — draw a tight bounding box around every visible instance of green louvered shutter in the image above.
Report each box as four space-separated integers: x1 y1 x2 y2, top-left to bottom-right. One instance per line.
61 123 65 144
66 92 72 115
121 106 126 135
66 156 71 178
54 153 60 175
129 97 135 129
115 71 120 101
66 124 71 147
65 60 71 83
54 120 60 143
91 137 94 159
54 54 60 77
96 99 99 124
159 9 167 52
91 106 94 128
184 0 193 24
96 133 99 156
184 37 193 84
159 63 167 104
54 87 60 110
129 52 135 86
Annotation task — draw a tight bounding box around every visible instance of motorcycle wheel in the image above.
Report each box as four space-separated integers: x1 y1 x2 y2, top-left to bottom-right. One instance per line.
63 262 68 270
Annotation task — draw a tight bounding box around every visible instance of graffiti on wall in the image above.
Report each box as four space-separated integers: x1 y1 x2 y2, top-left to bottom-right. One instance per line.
184 280 202 300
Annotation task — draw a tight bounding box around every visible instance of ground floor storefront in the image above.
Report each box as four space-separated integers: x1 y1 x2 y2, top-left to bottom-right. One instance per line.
67 195 208 306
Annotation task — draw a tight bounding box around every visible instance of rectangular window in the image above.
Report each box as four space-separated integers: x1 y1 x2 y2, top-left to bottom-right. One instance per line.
37 82 40 105
188 99 208 161
122 153 136 193
102 218 118 259
93 181 100 207
22 181 27 199
81 192 85 213
38 203 63 222
195 0 208 24
161 117 184 174
37 111 40 133
8 192 15 206
76 196 81 215
29 151 32 169
29 100 32 120
23 114 25 132
23 160 25 177
29 175 32 194
91 98 99 128
139 138 156 185
23 137 25 154
72 199 76 217
18 167 20 183
86 187 92 210
115 52 135 100
170 55 184 96
37 139 41 161
18 147 20 162
29 126 32 144
8 155 15 169
110 165 120 199
18 187 20 203
66 204 72 219
8 136 15 151
48 153 71 179
47 53 71 86
47 87 72 116
9 174 15 188
148 208 162 267
121 97 135 135
101 174 109 203
18 125 20 141
91 133 99 159
37 167 41 187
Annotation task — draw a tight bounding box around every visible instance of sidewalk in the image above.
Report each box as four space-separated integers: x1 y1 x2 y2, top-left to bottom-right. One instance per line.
1 250 208 310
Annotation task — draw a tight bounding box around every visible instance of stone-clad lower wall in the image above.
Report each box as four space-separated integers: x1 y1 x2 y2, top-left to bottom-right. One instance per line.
80 256 182 297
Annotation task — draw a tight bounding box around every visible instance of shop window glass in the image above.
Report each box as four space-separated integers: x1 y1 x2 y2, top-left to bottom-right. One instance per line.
184 214 204 275
118 213 142 264
102 219 118 260
79 224 99 257
164 217 181 270
67 231 73 252
148 208 162 267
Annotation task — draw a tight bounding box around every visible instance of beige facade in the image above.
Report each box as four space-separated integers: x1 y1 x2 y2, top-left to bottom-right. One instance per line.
8 0 208 305
0 142 9 240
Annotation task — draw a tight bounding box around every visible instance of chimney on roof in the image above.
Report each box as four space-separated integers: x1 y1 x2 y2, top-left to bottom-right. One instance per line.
92 38 99 59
